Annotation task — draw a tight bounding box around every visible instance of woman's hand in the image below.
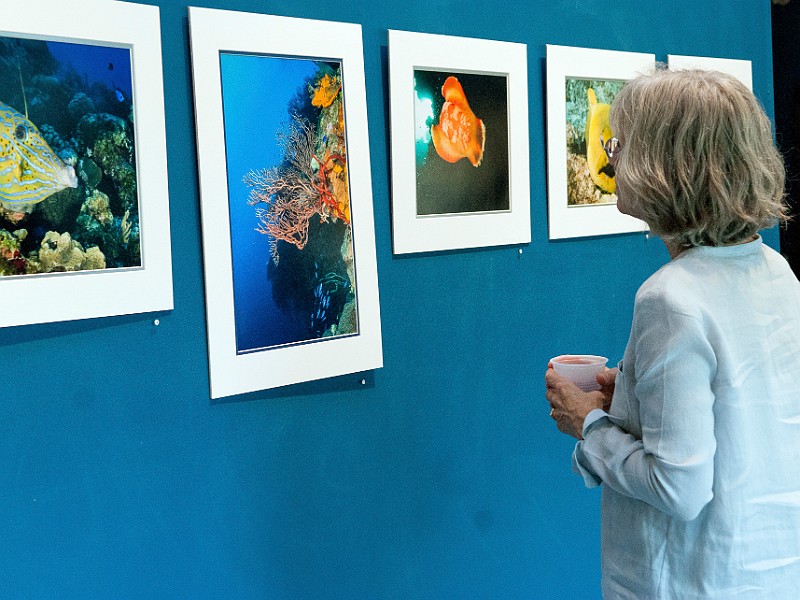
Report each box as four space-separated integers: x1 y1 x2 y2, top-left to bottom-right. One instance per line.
596 367 618 412
545 367 616 439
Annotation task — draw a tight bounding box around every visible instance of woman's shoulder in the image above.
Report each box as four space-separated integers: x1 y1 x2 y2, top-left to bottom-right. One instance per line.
635 237 798 315
634 256 720 318
636 259 696 301
761 241 795 273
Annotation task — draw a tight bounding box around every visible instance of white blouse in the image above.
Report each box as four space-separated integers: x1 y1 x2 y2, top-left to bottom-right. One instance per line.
574 236 800 599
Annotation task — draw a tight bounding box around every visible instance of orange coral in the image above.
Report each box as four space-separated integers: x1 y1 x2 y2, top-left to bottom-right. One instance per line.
313 151 349 224
311 74 341 108
430 76 486 167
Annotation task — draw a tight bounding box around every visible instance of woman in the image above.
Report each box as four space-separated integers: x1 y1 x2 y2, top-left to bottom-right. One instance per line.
545 68 800 598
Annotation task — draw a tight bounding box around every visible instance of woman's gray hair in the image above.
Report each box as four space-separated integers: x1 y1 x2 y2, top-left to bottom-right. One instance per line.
609 67 788 246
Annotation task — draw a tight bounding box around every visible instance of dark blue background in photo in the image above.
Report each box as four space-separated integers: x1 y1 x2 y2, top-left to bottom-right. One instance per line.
220 53 318 352
46 40 132 100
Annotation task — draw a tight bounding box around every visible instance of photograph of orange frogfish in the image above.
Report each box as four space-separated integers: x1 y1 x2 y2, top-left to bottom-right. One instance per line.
0 36 140 277
564 77 624 206
413 70 510 217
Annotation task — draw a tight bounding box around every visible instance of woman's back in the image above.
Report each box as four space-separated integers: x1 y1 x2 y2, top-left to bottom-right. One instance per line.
602 237 800 599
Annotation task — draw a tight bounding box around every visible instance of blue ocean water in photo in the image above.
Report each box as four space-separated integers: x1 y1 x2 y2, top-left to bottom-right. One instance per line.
220 53 319 353
47 41 132 101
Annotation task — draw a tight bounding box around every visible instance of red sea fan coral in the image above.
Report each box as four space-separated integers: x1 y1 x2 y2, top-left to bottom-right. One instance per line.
244 116 321 259
244 113 349 265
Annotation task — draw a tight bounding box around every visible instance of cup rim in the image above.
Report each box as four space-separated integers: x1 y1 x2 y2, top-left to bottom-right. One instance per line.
550 354 608 366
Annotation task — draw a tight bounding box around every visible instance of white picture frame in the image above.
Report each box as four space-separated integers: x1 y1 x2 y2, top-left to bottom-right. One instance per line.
0 0 173 327
667 54 753 90
388 30 530 254
189 7 383 399
546 44 654 240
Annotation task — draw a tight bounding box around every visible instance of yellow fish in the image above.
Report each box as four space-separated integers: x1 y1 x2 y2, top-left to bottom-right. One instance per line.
585 88 615 194
0 101 77 212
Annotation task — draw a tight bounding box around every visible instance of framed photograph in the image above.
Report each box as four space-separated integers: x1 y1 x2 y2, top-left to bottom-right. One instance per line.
189 8 383 398
667 55 753 90
546 45 654 240
0 0 172 326
388 30 530 254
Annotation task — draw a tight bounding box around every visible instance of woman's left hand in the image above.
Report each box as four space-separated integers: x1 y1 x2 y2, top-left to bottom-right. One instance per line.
545 368 609 439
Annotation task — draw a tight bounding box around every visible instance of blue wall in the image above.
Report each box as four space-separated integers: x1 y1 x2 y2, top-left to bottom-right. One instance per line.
1 1 778 598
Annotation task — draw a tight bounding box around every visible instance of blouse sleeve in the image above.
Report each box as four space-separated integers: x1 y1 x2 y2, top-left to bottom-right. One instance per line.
572 291 718 521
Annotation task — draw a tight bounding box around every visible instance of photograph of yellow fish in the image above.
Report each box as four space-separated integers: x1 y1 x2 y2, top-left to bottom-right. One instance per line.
0 36 140 277
413 69 510 216
565 78 624 206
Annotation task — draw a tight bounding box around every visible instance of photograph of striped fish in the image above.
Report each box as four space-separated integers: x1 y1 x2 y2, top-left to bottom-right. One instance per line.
0 0 172 329
0 36 140 276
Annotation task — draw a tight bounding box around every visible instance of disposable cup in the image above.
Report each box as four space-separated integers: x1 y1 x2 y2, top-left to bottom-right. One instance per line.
550 355 608 392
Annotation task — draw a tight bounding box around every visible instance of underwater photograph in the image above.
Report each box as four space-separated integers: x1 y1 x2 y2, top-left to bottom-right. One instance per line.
565 77 624 207
413 69 510 216
0 36 140 277
220 52 358 354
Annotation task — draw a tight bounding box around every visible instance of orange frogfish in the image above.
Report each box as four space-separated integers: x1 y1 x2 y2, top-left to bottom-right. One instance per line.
430 76 486 167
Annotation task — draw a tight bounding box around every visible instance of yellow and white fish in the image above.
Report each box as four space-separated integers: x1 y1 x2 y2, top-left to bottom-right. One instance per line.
0 101 77 212
585 88 615 194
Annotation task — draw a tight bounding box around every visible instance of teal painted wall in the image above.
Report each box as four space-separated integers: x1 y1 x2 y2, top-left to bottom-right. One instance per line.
1 1 778 598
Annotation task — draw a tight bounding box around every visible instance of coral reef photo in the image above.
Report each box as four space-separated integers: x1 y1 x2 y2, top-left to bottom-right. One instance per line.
220 53 358 354
0 36 140 277
413 69 510 216
565 77 624 206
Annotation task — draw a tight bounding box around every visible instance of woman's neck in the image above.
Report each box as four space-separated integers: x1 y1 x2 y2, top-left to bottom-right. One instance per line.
664 235 758 260
665 240 689 260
